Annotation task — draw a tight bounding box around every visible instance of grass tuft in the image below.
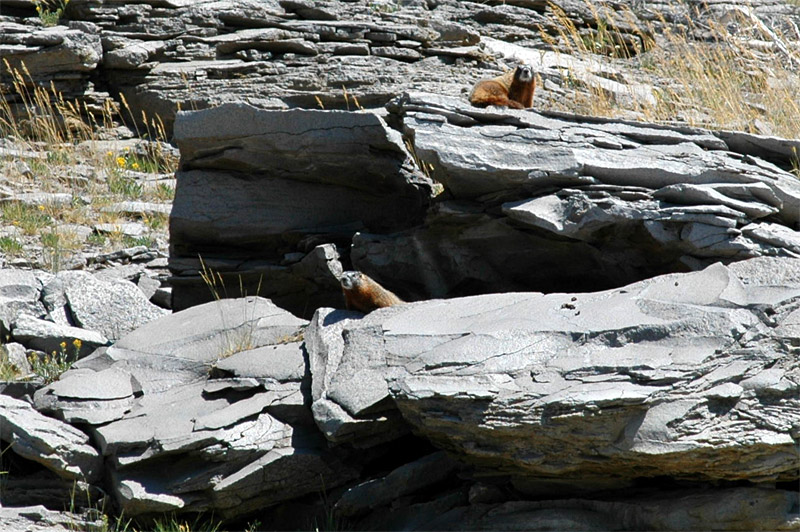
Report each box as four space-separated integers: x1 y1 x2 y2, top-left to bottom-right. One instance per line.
538 0 800 138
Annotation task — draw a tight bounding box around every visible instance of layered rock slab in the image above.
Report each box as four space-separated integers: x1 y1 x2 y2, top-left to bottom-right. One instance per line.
308 256 800 484
34 297 358 519
355 92 800 299
168 103 433 316
0 395 102 483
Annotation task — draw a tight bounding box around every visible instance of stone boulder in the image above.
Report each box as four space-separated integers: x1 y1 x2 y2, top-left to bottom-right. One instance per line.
0 394 102 482
0 268 168 359
168 103 434 316
307 256 799 507
34 297 360 519
345 92 800 300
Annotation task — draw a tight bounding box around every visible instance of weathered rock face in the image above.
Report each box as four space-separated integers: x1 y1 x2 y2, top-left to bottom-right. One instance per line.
168 103 433 316
169 93 800 309
5 0 795 137
33 297 363 519
306 256 799 505
353 92 800 299
0 266 167 362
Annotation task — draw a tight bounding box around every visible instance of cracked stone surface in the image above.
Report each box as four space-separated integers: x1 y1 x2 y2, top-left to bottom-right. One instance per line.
307 256 800 484
34 297 361 519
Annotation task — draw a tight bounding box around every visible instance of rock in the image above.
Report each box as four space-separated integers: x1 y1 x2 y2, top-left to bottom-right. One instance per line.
41 270 168 342
101 201 172 217
0 506 105 532
1 341 32 376
168 104 432 315
37 296 362 519
307 307 410 446
420 487 799 531
345 92 800 300
0 394 102 482
0 269 46 335
0 24 102 76
11 314 109 359
307 257 800 484
93 222 147 238
34 367 136 425
336 451 461 516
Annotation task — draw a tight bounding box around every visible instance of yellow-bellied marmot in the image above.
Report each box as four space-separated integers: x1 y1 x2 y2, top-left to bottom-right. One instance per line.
340 271 403 313
469 65 535 109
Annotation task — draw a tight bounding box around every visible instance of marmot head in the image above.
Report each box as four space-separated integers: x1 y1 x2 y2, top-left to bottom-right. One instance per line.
514 65 534 83
340 271 364 290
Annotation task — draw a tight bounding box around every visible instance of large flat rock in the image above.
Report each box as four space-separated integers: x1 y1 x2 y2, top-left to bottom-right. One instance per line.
168 104 433 315
0 395 102 482
307 256 800 483
35 296 360 519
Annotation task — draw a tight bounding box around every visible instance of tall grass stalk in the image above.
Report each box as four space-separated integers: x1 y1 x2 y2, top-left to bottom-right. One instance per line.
539 0 800 139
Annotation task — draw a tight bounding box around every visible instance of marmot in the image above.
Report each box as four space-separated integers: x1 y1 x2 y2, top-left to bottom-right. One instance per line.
469 65 535 109
340 271 403 313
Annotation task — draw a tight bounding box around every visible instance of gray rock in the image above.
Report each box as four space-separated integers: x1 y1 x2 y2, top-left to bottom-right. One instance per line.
93 222 147 238
0 394 102 482
0 506 105 532
11 314 109 358
64 273 168 341
101 201 172 217
347 93 800 300
0 269 46 334
35 296 358 519
41 270 168 342
420 487 798 531
34 367 136 425
168 104 433 315
1 342 32 376
307 307 410 446
308 257 800 483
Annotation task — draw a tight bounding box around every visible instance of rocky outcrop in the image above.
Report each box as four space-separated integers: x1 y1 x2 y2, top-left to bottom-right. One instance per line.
0 267 168 365
305 255 800 529
356 93 800 298
168 103 433 316
32 297 362 519
169 94 800 309
3 0 795 136
6 256 797 529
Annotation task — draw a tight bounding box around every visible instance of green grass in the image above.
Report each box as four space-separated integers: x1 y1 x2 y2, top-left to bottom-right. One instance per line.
107 173 144 200
34 0 70 27
0 346 23 380
152 183 175 202
1 203 52 235
0 236 24 257
151 514 221 532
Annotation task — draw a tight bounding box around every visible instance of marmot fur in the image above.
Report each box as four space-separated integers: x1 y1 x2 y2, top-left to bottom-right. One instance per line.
469 65 535 109
340 271 403 313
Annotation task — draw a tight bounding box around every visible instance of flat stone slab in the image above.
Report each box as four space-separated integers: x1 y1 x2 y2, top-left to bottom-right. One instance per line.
0 395 102 482
308 257 800 483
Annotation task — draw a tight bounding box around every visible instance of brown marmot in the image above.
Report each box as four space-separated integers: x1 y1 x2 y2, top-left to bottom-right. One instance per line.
340 271 403 313
469 65 535 109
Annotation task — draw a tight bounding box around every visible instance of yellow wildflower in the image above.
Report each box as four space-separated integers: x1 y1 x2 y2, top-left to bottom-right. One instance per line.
106 151 113 157
60 341 67 350
116 156 126 167
38 205 45 211
131 162 140 170
73 338 82 348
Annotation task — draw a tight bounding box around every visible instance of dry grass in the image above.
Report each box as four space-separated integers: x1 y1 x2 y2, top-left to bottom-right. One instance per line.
0 60 177 270
539 0 800 140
